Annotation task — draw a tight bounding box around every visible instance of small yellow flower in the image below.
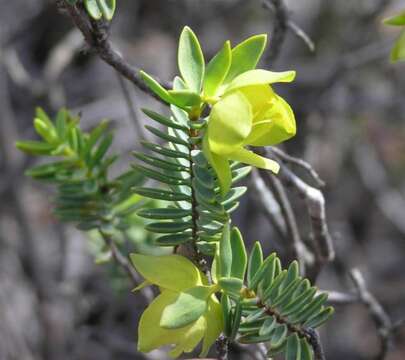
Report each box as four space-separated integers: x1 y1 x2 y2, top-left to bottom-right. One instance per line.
203 68 296 195
130 254 223 358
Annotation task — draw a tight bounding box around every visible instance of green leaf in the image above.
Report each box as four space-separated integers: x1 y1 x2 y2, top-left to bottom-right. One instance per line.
221 294 232 336
384 11 405 26
155 233 192 246
391 30 405 62
247 242 263 289
290 293 329 324
16 140 55 155
223 34 267 84
142 108 189 131
300 338 314 360
218 277 243 297
262 270 288 302
303 306 334 328
141 141 190 159
230 299 242 340
137 208 191 220
133 152 188 172
178 26 205 92
84 0 102 19
96 0 116 20
258 316 276 336
281 286 317 317
133 187 191 201
145 125 190 147
140 70 174 104
286 333 301 360
249 253 276 291
269 324 288 348
145 221 192 234
204 41 232 97
167 90 201 108
132 164 190 186
160 286 213 329
230 227 247 280
219 223 232 277
130 254 202 291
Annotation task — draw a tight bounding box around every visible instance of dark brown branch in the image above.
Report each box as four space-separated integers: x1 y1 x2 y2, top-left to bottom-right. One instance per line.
216 335 229 360
57 1 171 103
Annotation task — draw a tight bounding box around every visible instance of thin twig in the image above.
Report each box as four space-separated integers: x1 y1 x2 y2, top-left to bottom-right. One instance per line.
215 335 229 360
304 328 326 360
350 269 392 360
115 73 146 140
99 230 153 302
57 1 170 103
269 147 325 187
262 0 288 63
277 163 335 281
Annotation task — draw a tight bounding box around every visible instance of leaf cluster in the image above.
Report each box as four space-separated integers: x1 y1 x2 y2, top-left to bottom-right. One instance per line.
217 225 334 359
16 108 144 233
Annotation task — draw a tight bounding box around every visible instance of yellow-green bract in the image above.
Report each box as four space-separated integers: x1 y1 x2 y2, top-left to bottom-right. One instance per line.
130 254 223 358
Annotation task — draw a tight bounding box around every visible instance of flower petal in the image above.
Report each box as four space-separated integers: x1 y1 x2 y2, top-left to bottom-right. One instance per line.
203 134 232 196
130 254 202 291
247 94 296 146
138 290 205 357
200 296 224 357
239 85 275 120
228 147 280 173
207 91 252 155
225 69 296 94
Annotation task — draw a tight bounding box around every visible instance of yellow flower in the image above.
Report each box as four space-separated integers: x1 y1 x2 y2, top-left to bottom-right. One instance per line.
130 254 223 358
203 68 296 195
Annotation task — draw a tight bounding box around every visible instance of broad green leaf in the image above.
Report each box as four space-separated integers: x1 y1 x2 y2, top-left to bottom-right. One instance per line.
247 242 263 289
140 70 175 104
178 26 205 92
160 286 214 329
301 338 314 360
130 254 202 291
230 227 247 280
84 0 102 19
207 91 252 155
391 30 405 62
384 11 405 26
286 333 301 360
225 69 296 94
138 290 205 356
218 277 243 297
204 41 232 97
219 223 232 277
223 34 267 84
228 147 280 173
201 297 223 356
167 90 201 108
96 0 116 20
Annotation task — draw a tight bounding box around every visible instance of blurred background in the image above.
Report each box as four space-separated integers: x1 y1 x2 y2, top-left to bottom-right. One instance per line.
1 0 405 359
